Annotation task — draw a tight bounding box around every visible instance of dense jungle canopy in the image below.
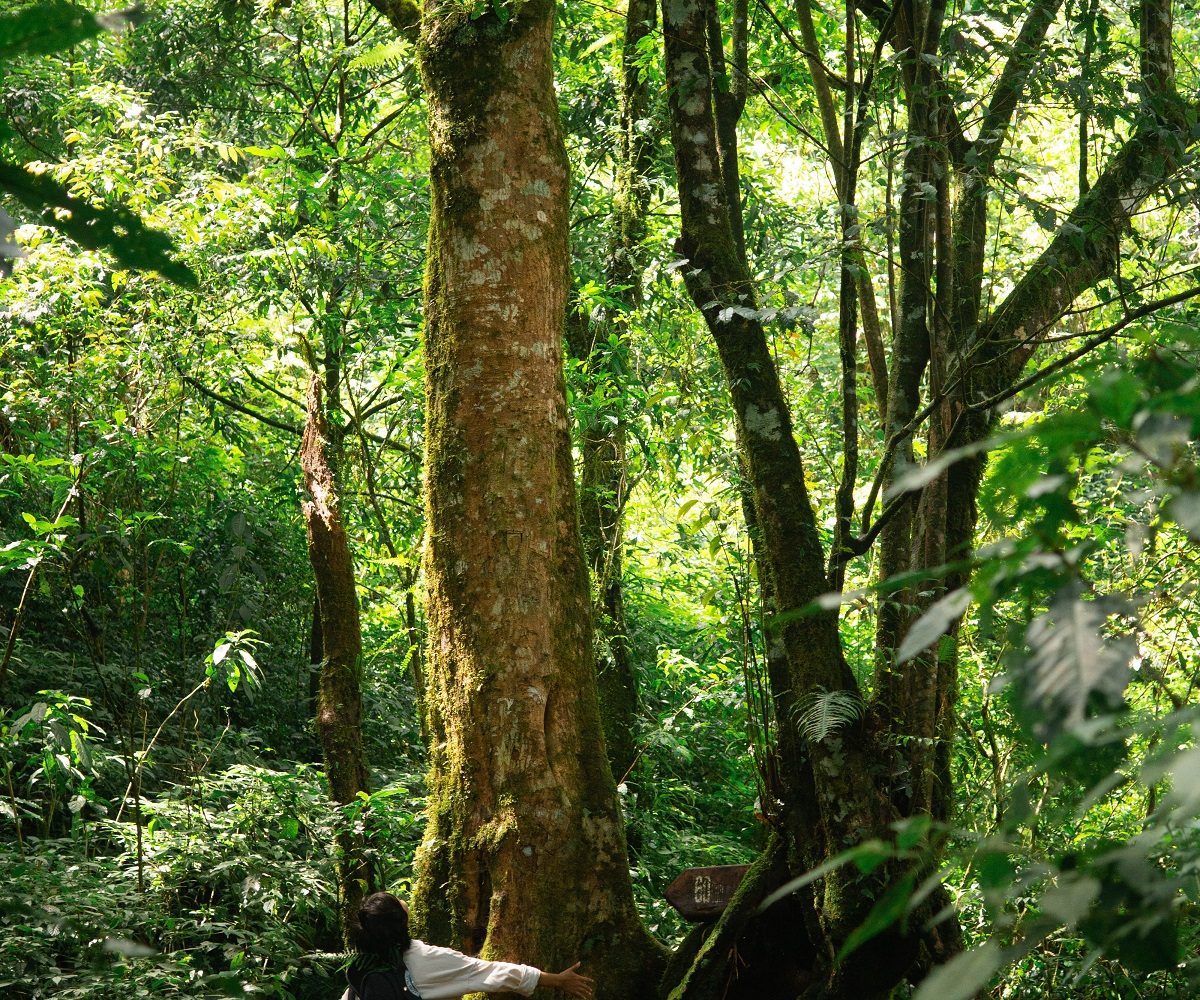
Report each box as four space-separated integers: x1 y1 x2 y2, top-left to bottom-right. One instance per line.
2 0 1200 997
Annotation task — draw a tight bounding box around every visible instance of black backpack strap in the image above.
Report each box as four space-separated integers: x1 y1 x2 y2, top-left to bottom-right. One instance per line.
360 966 416 1000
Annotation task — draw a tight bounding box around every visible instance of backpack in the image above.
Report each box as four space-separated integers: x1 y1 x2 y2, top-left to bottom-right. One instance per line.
350 963 421 1000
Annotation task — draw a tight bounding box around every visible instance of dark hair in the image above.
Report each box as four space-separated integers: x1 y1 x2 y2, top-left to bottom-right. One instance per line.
351 892 412 956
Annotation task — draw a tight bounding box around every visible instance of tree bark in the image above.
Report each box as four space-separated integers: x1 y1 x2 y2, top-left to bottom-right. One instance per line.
1138 0 1174 108
301 374 374 944
413 3 665 994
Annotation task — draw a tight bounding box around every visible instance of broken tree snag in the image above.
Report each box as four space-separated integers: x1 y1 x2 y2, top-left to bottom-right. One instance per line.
666 865 750 921
300 373 373 942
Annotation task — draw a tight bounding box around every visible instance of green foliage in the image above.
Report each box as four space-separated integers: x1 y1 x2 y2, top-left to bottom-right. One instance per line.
0 760 424 998
0 159 195 285
928 329 1200 995
2 0 1200 995
0 2 194 284
1 691 106 838
0 6 430 992
206 630 263 694
753 323 1200 994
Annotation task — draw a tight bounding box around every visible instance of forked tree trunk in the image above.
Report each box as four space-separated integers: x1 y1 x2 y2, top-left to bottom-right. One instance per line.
660 5 924 997
659 0 1196 995
412 3 665 994
300 374 374 943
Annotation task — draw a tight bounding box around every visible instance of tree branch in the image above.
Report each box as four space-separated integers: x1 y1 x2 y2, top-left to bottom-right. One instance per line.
980 99 1200 381
967 284 1200 414
365 0 420 38
972 0 1065 173
856 0 969 163
182 375 302 435
1138 0 1175 108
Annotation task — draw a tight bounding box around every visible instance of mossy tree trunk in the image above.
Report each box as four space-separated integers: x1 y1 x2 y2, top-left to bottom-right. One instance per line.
412 3 665 995
660 0 1198 996
301 374 375 945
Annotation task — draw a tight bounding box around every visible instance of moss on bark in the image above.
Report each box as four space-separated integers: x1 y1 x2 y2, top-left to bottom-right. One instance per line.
412 2 665 994
300 375 374 944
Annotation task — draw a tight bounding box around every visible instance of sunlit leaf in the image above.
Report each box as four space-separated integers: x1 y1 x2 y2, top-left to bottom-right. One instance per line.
896 589 972 665
913 941 1004 1000
885 437 1003 500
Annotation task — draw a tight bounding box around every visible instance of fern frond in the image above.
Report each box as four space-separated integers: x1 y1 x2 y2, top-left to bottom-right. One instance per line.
348 38 412 72
794 689 864 743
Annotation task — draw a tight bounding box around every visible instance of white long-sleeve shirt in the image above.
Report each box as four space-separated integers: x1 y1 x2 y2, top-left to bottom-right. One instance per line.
342 938 542 999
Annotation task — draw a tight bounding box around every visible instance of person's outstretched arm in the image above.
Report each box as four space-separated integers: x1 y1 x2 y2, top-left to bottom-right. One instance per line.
537 962 595 998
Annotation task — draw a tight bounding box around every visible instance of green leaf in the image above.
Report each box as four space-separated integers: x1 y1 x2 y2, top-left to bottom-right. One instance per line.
1087 371 1141 426
976 847 1015 890
836 874 915 962
757 840 894 912
346 38 410 72
1032 203 1057 231
581 30 619 59
1022 585 1135 738
1039 875 1100 926
894 815 932 851
913 941 1004 1000
885 436 1005 500
896 589 972 665
12 702 49 733
0 159 196 286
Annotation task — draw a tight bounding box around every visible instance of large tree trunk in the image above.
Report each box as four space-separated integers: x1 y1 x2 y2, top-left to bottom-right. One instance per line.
300 374 374 944
412 3 665 994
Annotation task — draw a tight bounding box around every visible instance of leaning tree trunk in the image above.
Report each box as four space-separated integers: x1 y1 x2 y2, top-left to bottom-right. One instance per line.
300 374 374 944
412 3 665 995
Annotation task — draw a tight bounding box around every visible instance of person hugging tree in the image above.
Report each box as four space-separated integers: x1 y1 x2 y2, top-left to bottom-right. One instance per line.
343 892 595 1000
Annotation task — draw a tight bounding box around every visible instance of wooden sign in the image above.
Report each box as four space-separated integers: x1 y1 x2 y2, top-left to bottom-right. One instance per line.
665 864 750 921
